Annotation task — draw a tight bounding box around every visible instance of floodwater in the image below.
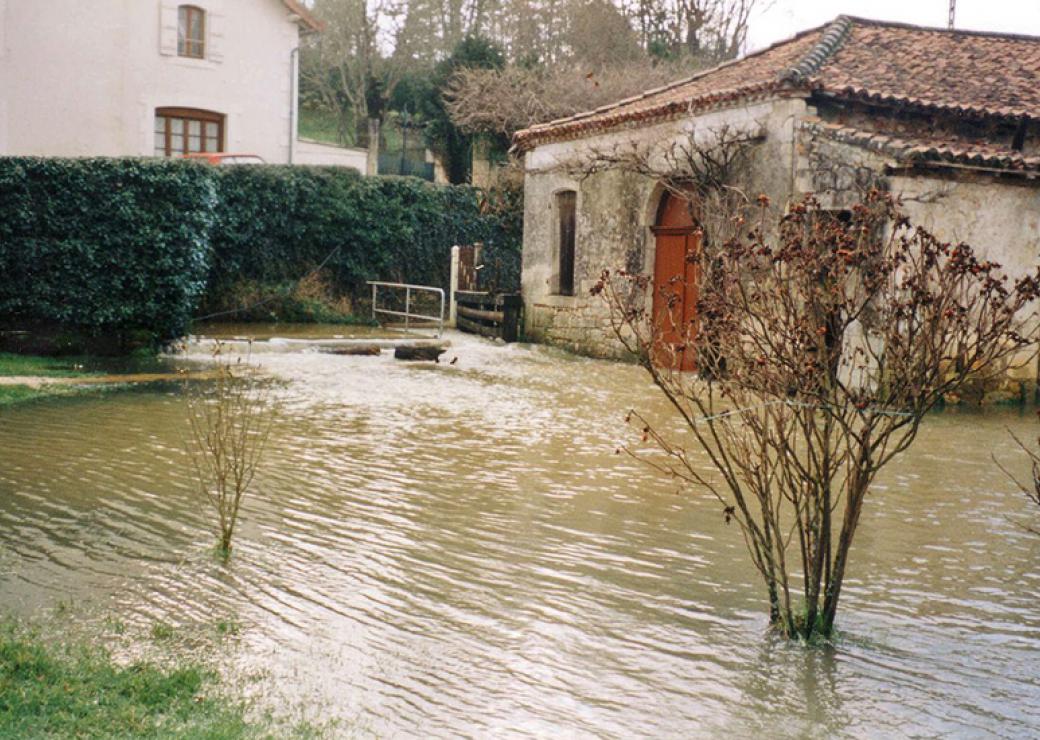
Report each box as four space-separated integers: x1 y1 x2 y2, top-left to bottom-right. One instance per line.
1 328 1039 738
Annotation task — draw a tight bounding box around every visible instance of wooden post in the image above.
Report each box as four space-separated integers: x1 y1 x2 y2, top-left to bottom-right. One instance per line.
500 294 522 343
449 245 460 328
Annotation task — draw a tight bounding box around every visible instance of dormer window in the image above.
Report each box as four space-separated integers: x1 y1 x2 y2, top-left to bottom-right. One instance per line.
178 5 205 58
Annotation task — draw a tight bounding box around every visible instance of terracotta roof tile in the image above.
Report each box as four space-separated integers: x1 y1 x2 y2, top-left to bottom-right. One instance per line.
514 16 1040 152
813 20 1040 119
802 118 1040 174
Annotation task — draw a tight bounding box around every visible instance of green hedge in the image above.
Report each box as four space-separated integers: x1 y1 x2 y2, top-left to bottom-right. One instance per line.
204 166 519 307
0 158 214 342
0 159 521 344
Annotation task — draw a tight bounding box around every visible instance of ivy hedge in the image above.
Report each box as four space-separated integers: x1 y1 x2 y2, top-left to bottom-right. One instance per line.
0 158 214 344
0 158 521 347
202 166 520 315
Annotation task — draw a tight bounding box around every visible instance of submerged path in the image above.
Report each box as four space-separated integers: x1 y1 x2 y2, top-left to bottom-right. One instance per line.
0 370 220 388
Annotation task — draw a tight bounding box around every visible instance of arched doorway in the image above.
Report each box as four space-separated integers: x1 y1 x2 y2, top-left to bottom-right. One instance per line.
651 191 700 371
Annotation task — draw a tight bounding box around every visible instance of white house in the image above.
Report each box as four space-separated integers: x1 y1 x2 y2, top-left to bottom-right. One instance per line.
0 0 364 169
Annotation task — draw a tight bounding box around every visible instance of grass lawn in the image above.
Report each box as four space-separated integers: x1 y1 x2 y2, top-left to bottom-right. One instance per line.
0 352 94 378
298 107 348 147
0 353 100 407
0 625 259 739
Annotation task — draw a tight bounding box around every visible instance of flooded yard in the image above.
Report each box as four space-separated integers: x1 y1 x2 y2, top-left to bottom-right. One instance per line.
1 328 1039 737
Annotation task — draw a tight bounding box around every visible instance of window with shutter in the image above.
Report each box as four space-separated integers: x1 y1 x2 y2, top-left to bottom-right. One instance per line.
177 5 205 59
159 3 179 56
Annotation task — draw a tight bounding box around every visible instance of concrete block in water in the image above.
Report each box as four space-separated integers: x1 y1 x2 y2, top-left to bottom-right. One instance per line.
394 343 448 362
320 344 383 356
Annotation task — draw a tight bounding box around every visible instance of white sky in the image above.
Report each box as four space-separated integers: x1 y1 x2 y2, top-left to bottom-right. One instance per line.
746 0 1040 51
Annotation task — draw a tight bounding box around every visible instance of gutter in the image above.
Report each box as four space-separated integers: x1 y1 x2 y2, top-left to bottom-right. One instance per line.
289 46 299 164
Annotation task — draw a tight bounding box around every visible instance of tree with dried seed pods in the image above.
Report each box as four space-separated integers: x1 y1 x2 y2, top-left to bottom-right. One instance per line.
576 131 1040 640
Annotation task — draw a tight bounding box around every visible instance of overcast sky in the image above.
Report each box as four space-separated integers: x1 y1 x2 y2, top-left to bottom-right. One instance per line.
746 0 1040 51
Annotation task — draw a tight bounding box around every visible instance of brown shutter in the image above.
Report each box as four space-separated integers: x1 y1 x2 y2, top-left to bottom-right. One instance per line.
557 191 576 296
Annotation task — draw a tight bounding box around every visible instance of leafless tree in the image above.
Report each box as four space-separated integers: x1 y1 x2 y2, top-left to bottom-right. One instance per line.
186 343 276 559
570 131 1040 640
301 0 409 161
445 60 690 137
622 0 764 60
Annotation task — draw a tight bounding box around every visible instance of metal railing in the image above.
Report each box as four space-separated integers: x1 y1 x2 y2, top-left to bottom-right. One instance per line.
368 281 445 337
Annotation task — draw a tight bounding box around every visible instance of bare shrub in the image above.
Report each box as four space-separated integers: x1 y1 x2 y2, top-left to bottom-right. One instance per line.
573 131 1040 638
994 419 1040 534
186 343 275 559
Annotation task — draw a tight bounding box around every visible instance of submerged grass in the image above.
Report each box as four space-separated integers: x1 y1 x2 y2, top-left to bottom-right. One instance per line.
0 623 258 739
0 352 95 378
0 353 105 407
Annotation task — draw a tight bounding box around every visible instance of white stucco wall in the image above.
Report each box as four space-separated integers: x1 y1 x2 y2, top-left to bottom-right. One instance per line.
293 138 367 170
0 0 303 162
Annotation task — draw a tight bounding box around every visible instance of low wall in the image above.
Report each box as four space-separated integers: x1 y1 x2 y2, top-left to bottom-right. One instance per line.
294 138 367 171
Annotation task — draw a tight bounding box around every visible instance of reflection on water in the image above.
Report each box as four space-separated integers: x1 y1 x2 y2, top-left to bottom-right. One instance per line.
1 328 1039 737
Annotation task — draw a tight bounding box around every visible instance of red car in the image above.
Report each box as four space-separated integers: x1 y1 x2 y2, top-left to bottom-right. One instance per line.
183 153 266 165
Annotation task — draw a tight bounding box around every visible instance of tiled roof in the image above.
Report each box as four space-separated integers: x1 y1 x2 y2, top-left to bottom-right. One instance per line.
282 0 323 32
803 119 1040 175
513 16 1040 152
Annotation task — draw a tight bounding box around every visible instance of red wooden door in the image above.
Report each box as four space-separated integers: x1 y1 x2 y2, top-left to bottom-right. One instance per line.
651 193 699 371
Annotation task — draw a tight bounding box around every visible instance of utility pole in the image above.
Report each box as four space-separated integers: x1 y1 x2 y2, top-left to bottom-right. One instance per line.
948 0 956 30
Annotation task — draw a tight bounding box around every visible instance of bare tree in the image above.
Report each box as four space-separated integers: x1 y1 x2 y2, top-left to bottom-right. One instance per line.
570 132 1040 640
625 0 763 60
302 0 409 162
445 60 690 137
186 343 275 559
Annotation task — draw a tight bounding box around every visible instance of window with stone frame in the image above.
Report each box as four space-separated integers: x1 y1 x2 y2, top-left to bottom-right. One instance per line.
554 190 577 296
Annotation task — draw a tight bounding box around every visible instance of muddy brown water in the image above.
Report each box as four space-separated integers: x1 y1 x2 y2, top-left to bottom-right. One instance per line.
1 328 1039 737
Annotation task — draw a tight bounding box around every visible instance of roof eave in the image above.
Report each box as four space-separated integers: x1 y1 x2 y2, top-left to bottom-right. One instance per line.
282 0 324 33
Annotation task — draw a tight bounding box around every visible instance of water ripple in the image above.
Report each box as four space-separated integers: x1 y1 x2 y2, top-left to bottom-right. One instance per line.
1 331 1039 736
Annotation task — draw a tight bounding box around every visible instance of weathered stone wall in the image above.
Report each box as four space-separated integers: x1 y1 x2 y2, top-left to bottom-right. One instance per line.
521 93 1040 399
521 97 807 358
794 124 891 208
796 122 1040 399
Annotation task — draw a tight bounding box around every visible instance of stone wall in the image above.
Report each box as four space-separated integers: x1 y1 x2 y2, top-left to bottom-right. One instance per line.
520 97 806 358
520 93 1040 399
795 120 1040 399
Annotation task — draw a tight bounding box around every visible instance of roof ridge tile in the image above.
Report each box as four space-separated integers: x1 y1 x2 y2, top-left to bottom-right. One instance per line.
780 15 854 84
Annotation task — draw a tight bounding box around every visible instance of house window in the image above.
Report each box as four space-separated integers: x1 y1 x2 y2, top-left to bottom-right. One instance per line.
178 5 205 58
554 190 577 296
154 108 223 157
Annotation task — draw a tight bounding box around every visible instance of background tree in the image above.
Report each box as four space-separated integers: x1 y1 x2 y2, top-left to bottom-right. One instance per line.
444 0 762 144
396 35 505 183
301 0 409 166
444 60 686 139
301 0 763 179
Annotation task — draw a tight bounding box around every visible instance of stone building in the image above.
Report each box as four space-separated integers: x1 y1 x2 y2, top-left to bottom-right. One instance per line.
513 16 1040 361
